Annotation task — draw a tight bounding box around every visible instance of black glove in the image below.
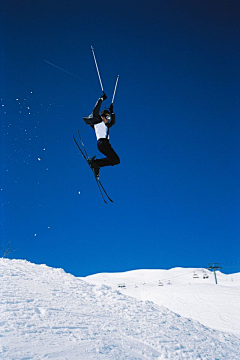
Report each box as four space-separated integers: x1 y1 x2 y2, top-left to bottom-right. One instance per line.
101 92 107 101
109 103 113 113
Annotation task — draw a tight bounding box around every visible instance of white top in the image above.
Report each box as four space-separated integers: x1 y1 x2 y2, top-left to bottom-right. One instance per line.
94 122 109 140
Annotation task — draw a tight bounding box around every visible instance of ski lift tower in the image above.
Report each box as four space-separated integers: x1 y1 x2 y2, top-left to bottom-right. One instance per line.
208 263 222 284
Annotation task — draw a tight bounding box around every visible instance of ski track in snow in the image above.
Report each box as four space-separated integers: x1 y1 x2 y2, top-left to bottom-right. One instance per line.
1 259 240 360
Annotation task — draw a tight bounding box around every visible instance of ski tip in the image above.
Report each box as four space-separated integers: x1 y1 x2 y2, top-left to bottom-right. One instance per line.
91 46 94 50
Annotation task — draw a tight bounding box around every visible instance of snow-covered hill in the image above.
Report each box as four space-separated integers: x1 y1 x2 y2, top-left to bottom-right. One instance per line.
86 268 240 337
1 259 240 359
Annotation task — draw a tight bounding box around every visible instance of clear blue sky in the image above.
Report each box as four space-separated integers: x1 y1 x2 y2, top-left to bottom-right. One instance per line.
1 0 240 276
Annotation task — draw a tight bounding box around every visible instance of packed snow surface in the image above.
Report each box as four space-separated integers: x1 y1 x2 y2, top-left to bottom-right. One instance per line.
86 267 240 337
1 259 240 359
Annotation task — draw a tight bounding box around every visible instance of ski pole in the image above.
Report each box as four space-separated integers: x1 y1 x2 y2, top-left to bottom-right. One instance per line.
112 75 120 103
91 46 104 92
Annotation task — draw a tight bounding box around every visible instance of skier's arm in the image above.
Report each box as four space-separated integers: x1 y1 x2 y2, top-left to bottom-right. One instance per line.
92 92 107 117
109 103 115 127
83 93 107 125
92 98 103 117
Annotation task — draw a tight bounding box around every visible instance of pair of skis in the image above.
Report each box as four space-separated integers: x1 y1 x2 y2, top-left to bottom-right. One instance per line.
73 131 113 204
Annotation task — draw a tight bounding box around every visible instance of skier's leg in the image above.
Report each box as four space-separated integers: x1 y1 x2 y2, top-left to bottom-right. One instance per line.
96 139 120 167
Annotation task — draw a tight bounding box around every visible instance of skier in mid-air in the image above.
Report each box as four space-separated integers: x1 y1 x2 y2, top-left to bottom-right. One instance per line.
83 92 120 179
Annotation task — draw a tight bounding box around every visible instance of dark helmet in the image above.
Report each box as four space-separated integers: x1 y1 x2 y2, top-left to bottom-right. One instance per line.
101 109 110 117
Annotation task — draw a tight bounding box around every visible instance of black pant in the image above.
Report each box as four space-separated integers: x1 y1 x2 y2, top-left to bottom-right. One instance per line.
95 138 120 168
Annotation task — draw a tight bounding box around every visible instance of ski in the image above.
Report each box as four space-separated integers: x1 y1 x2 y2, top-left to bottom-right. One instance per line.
73 133 108 203
73 133 113 204
77 131 114 203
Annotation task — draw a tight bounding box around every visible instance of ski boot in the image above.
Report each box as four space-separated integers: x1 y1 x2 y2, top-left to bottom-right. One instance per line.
87 156 96 167
88 156 100 179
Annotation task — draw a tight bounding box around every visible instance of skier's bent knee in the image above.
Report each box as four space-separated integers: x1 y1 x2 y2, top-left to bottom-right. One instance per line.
114 157 120 165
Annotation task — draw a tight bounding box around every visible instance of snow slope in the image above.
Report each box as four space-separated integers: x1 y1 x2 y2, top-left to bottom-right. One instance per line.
86 268 240 337
1 259 240 359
